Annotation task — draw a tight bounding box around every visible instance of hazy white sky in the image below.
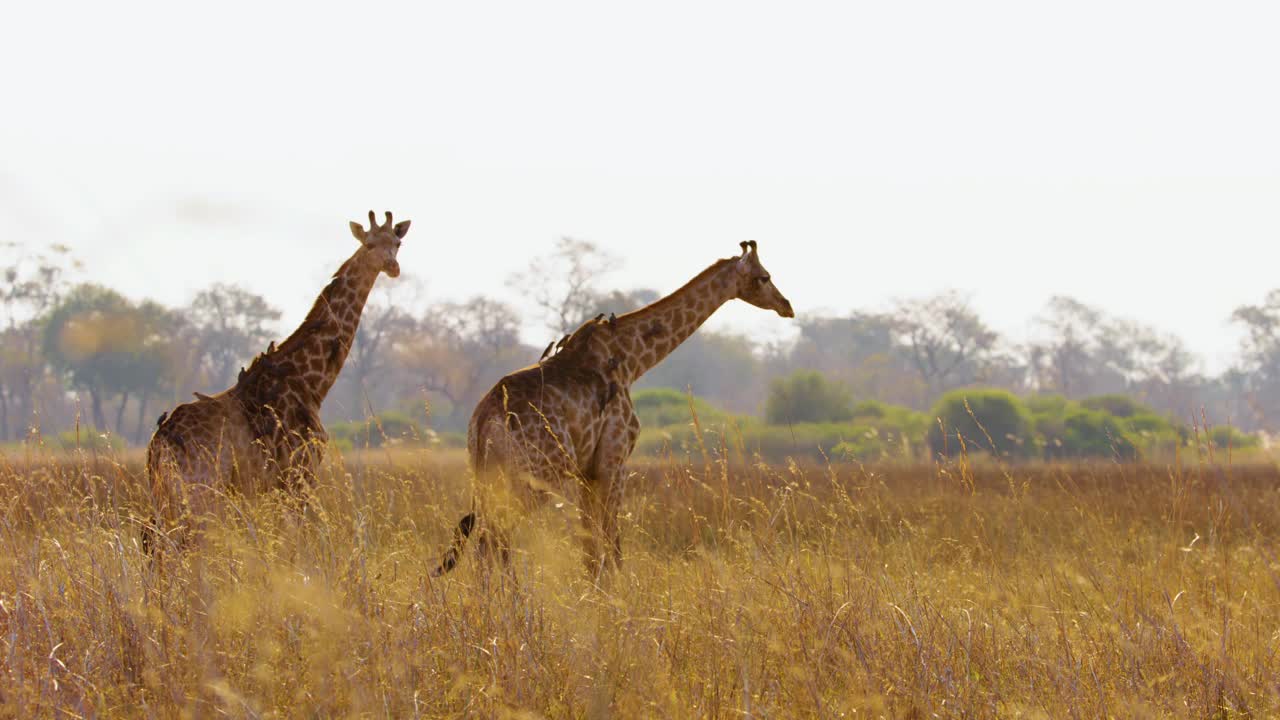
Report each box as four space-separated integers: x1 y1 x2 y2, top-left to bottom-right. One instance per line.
4 1 1278 373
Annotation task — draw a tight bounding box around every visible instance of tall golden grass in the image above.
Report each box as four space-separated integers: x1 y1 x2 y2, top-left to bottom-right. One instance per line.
1 442 1277 717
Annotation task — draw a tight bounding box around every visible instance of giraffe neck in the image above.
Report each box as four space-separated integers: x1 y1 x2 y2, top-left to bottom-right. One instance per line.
604 258 739 386
268 253 381 412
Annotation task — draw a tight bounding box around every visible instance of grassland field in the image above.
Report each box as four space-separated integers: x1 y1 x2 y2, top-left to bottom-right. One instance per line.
1 442 1278 718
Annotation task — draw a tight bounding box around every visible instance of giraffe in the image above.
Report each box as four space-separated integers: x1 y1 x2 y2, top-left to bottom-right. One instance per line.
436 241 792 575
145 210 410 550
433 313 624 574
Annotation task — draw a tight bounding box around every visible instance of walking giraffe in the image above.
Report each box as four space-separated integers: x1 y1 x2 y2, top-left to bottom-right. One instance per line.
436 240 792 575
145 210 410 550
433 312 624 574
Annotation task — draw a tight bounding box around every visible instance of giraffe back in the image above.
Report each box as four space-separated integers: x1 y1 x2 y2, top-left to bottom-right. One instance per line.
231 346 328 472
468 317 622 482
146 392 260 535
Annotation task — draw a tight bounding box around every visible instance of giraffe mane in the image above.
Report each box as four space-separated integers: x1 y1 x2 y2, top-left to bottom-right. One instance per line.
265 243 379 361
235 346 289 388
609 257 738 328
542 315 610 366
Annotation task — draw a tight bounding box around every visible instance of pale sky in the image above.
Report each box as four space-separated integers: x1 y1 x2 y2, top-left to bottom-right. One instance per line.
4 1 1278 373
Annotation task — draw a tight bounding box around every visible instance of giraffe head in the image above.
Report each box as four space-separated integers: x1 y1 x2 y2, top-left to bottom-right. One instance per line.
733 241 794 318
348 210 411 278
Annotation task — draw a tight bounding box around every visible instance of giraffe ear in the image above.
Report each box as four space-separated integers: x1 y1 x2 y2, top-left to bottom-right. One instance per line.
350 222 368 243
394 220 411 239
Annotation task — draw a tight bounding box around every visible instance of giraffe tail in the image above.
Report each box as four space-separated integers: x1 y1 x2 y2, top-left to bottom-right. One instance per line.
431 512 476 576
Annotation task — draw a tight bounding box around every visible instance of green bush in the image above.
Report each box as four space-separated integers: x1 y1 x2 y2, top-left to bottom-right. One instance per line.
927 389 1033 459
1060 407 1137 460
1024 394 1070 418
632 388 733 428
639 421 868 463
1207 426 1260 451
633 383 1248 465
1123 412 1173 434
854 401 929 434
1080 394 1152 419
833 424 915 462
843 401 930 460
435 431 468 449
1027 394 1181 460
850 400 887 419
1025 394 1069 459
330 411 423 449
765 371 853 424
1122 412 1180 457
53 427 126 452
635 405 928 463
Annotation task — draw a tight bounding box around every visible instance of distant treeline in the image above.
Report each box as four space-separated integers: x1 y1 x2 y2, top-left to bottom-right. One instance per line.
4 239 1280 450
333 385 1261 464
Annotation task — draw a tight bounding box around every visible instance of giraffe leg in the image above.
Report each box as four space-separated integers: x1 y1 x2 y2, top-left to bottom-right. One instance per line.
602 472 625 569
584 400 639 576
496 420 575 568
452 413 582 577
178 458 221 549
144 447 180 557
147 443 218 554
474 522 513 569
579 477 614 578
581 468 627 576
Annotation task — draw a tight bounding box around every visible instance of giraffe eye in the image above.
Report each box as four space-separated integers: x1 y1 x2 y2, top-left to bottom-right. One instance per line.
756 275 770 284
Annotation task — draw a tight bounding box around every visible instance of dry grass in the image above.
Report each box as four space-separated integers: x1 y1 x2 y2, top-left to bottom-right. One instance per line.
1 443 1279 718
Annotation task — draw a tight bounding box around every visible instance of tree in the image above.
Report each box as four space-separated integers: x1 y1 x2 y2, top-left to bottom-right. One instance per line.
1060 407 1137 460
0 242 77 440
1232 289 1280 370
1079 394 1150 418
1027 296 1109 396
791 313 898 369
123 300 185 443
401 296 532 429
785 312 928 408
927 388 1033 459
1026 295 1204 424
639 331 764 414
574 287 659 327
1 242 76 321
185 283 282 392
507 237 621 335
1230 289 1280 428
42 284 141 432
890 291 998 393
1092 320 1191 387
330 283 421 421
765 370 854 424
631 388 733 427
1028 296 1199 403
41 285 182 440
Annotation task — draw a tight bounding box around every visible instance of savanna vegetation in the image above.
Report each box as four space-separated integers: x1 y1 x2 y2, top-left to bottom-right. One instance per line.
6 240 1280 455
5 235 1280 718
632 384 1255 466
1 442 1277 717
